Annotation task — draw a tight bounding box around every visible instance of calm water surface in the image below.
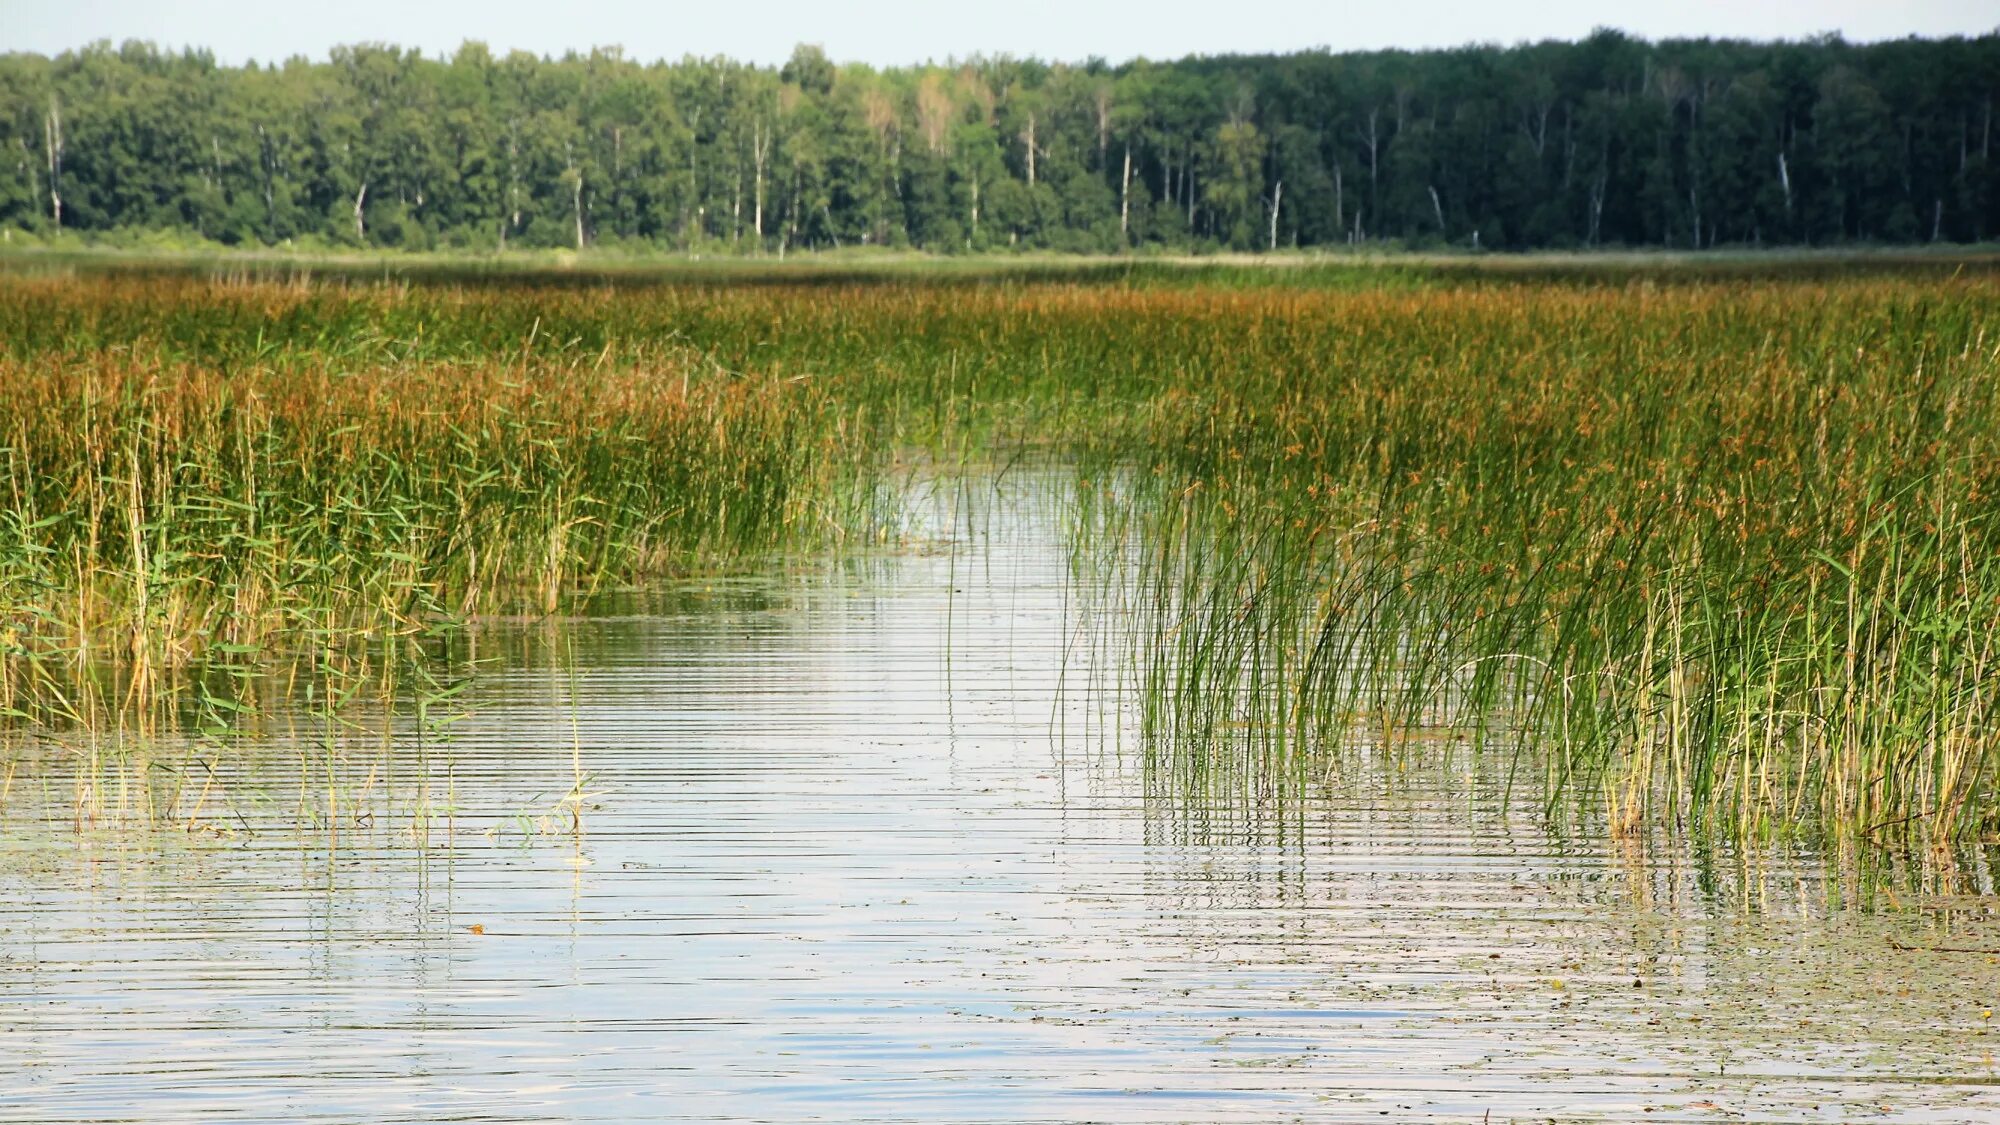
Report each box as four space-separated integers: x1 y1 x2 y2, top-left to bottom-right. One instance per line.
4 476 1999 1122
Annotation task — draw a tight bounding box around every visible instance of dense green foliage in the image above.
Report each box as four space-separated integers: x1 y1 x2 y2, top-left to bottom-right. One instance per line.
2 31 1997 253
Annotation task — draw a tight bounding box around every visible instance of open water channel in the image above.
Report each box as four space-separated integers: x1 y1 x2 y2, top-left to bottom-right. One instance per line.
3 473 1998 1122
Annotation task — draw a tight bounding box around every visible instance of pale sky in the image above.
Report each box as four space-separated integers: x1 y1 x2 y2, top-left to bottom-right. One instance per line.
2 0 1994 67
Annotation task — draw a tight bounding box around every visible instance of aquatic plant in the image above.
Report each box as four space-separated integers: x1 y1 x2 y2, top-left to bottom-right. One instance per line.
1088 276 2000 846
3 259 1997 843
0 273 886 733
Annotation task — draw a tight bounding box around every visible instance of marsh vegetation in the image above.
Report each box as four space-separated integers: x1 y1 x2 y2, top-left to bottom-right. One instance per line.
2 257 1998 849
4 254 2000 1121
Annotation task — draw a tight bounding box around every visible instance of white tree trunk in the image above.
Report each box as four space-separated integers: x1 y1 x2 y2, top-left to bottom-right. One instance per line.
353 181 367 242
1119 145 1131 240
44 95 62 231
1025 113 1037 186
752 123 768 244
509 122 522 230
1267 180 1282 251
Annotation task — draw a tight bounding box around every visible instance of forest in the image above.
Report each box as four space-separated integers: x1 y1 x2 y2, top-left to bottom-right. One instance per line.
1 30 1997 254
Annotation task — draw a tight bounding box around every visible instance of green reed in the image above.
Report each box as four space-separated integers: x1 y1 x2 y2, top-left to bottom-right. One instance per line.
2 260 1996 843
1078 277 2000 846
0 274 896 737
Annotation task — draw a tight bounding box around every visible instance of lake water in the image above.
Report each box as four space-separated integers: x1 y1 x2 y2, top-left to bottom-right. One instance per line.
4 473 1999 1122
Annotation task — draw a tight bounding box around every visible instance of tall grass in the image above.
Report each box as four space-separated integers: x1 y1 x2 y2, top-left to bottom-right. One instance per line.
1086 278 2000 846
3 263 1997 842
0 275 887 732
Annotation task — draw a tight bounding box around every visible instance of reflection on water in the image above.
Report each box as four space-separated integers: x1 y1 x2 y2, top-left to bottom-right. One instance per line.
3 473 1999 1122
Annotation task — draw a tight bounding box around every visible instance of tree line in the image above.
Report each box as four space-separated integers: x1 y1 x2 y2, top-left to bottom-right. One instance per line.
2 31 1997 254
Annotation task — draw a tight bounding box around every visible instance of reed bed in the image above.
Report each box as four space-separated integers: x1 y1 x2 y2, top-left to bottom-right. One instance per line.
1086 278 2000 847
0 275 888 732
2 264 1996 843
